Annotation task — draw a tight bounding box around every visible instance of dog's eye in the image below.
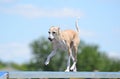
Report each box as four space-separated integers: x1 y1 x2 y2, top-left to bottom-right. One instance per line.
48 32 50 34
52 32 56 34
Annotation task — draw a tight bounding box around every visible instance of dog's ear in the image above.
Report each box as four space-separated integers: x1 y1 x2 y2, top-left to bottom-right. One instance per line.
58 27 61 35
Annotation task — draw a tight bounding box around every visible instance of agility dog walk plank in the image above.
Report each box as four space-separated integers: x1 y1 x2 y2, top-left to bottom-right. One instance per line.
8 71 120 78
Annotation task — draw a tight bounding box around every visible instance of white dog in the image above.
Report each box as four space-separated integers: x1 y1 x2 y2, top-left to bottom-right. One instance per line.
45 19 80 72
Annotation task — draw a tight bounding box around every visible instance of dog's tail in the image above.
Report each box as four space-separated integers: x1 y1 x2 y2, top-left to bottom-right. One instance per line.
75 18 80 33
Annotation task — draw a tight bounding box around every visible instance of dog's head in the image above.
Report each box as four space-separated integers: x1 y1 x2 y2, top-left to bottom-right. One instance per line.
48 26 60 41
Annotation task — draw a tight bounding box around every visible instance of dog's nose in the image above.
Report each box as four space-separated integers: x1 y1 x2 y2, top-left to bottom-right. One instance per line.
48 37 53 41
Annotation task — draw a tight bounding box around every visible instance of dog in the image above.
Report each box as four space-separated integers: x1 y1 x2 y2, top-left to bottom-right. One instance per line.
45 19 80 72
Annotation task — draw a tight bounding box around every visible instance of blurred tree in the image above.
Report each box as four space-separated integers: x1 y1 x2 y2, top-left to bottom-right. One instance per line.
77 45 108 71
24 37 120 72
77 45 100 71
0 60 6 69
10 62 28 70
77 44 120 71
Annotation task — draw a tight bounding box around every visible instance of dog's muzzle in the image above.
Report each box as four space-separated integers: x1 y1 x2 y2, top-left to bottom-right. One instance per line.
48 37 54 41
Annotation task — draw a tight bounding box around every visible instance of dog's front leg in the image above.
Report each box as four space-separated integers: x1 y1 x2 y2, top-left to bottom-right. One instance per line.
45 49 57 65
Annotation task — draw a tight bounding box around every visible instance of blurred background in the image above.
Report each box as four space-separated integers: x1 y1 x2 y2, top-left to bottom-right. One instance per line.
0 0 120 72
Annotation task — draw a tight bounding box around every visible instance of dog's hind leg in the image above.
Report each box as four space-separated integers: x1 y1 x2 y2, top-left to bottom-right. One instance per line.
70 45 78 72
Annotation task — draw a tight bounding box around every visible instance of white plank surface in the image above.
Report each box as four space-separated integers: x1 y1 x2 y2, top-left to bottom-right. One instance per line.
8 71 120 78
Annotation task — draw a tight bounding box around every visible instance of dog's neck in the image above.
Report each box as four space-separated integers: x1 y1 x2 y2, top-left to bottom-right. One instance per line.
56 30 63 41
52 30 65 44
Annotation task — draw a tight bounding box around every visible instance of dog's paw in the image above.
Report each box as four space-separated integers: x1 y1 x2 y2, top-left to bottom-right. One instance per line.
70 69 77 72
70 66 74 71
65 69 70 72
70 67 77 72
45 61 49 65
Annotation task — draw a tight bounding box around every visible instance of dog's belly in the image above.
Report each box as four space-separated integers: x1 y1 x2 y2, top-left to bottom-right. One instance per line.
58 44 67 50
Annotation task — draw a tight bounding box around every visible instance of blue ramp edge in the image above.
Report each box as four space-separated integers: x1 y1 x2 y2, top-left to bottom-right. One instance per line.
0 72 7 77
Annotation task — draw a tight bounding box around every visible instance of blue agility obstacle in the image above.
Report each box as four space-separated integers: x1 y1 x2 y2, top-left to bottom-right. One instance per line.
0 72 8 79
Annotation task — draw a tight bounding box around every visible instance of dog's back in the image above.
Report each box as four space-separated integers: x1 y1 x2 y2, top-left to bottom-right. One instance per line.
61 30 79 42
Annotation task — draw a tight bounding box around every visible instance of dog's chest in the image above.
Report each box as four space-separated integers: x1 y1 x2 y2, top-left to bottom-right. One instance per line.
56 40 67 50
